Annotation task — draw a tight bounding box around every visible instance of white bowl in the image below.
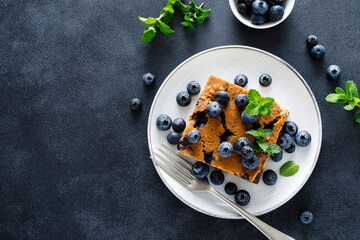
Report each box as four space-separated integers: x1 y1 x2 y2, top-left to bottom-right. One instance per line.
229 0 295 29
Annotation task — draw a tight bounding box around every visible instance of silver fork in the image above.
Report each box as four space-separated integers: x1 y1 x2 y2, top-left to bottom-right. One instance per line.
150 144 295 240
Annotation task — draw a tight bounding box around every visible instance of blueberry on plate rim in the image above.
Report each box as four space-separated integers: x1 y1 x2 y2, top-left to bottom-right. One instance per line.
172 118 186 133
143 72 155 86
167 131 181 145
234 74 248 87
176 91 191 106
300 211 313 224
216 91 230 103
242 154 259 170
210 170 225 185
187 81 201 95
259 74 272 87
130 98 142 111
283 121 298 136
326 65 342 80
188 129 201 143
295 130 311 147
235 190 250 206
263 169 278 186
285 142 296 153
207 101 222 117
156 114 172 131
191 161 209 179
218 142 233 158
225 182 238 195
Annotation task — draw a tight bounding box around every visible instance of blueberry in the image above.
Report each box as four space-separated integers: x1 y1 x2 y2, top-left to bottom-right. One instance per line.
234 190 250 206
237 3 248 15
187 81 201 95
310 45 326 59
242 154 259 170
188 129 201 143
295 130 311 147
207 101 222 117
277 133 292 149
241 111 258 125
244 0 255 6
274 0 285 6
285 142 296 153
218 142 233 158
234 137 251 154
143 72 155 86
156 114 172 131
172 118 186 133
250 14 266 25
259 74 272 87
210 170 225 185
225 182 238 195
252 0 269 15
263 170 277 185
234 74 248 87
130 98 142 111
235 94 249 108
176 91 191 106
240 145 255 159
300 211 313 224
271 149 283 162
167 131 181 145
269 5 284 21
192 161 209 179
283 121 298 136
216 91 230 103
306 35 318 48
326 65 342 80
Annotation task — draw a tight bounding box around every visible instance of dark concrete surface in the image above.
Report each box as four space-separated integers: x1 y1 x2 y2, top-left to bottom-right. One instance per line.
1 0 360 239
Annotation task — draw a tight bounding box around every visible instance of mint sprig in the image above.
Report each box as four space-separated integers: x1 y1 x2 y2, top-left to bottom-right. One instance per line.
280 161 299 177
246 127 281 155
325 81 360 123
245 89 275 116
138 0 211 42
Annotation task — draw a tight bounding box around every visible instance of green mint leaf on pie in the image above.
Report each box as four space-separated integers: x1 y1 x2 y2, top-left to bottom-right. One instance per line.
344 102 356 111
248 89 261 103
325 93 348 103
259 106 272 116
252 144 263 152
260 97 275 109
354 109 360 123
267 144 281 155
257 140 268 152
280 161 299 177
245 101 259 115
156 20 175 34
142 26 156 42
246 90 274 116
335 87 345 95
246 129 261 139
138 17 157 24
262 128 273 137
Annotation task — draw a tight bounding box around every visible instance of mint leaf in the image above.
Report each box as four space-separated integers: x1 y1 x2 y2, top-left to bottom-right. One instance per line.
197 8 211 18
142 26 156 42
156 20 175 34
246 129 261 138
267 144 281 155
160 12 173 24
335 87 345 95
168 0 176 3
344 102 356 111
176 1 191 11
184 12 194 22
354 97 360 104
248 89 261 103
257 140 268 152
245 101 259 115
262 129 273 137
160 3 174 24
345 81 355 100
162 3 174 14
260 97 274 109
252 144 263 152
138 17 157 24
325 93 348 103
280 161 299 177
259 106 272 116
181 21 195 30
195 15 204 23
354 109 360 123
351 83 359 99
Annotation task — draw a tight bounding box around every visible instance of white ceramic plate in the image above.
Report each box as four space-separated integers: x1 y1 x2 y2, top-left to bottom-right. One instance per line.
147 46 322 219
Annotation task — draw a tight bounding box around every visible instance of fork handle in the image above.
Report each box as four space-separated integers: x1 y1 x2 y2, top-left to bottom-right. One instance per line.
210 188 295 240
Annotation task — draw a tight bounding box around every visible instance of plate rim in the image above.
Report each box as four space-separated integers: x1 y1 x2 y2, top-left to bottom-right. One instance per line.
147 45 322 219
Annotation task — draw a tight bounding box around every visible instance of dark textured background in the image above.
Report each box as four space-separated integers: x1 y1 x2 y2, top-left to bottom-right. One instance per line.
1 0 359 239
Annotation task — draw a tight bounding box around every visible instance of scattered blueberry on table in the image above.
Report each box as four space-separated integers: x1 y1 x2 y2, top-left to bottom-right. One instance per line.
167 132 181 145
172 118 186 133
218 142 233 158
277 133 292 149
284 142 296 153
176 91 191 106
242 154 259 170
234 190 251 206
300 211 314 224
295 130 312 147
210 170 225 185
283 121 298 136
241 111 258 125
234 74 248 87
191 161 209 179
271 149 283 162
263 170 278 186
143 72 155 86
188 129 201 143
216 91 230 103
207 101 222 117
259 74 272 87
156 114 172 131
306 35 318 48
235 94 249 108
187 81 201 95
225 182 238 195
326 65 342 80
310 45 326 59
130 98 142 111
234 137 251 154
